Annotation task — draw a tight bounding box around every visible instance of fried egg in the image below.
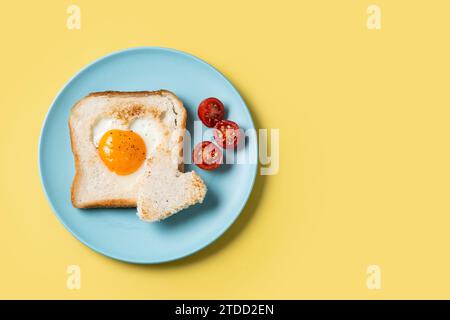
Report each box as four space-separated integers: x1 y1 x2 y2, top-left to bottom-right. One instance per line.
92 115 168 175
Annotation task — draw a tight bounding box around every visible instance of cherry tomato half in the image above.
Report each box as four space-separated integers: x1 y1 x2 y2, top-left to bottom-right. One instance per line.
192 141 223 170
198 97 225 128
214 120 241 149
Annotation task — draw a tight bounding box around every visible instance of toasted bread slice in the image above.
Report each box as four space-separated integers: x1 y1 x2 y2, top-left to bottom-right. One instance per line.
137 150 207 222
69 90 186 208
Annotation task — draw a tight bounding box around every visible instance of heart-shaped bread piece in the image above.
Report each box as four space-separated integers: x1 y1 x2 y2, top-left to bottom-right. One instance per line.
137 150 207 222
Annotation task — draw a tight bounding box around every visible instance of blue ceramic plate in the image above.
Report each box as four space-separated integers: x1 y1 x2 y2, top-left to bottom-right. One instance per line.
39 47 257 263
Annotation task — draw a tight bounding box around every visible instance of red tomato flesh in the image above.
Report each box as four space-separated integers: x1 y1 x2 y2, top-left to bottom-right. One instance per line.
214 120 241 149
198 97 225 128
192 141 222 170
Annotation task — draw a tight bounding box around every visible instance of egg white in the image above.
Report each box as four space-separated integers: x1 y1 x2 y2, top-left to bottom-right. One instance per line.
129 117 165 158
92 115 167 160
92 117 124 148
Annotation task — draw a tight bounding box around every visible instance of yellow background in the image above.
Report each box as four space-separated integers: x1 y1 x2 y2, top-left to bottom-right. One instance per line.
0 0 449 299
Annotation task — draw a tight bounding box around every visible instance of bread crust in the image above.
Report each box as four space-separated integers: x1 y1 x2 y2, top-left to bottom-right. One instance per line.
69 90 187 209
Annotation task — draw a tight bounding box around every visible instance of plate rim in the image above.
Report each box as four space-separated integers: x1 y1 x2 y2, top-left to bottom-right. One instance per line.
38 46 258 264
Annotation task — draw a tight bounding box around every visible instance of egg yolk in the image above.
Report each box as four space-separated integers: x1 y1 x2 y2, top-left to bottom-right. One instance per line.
98 129 146 175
